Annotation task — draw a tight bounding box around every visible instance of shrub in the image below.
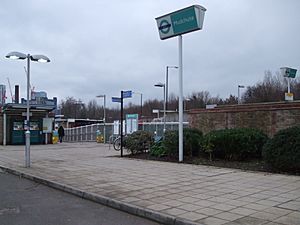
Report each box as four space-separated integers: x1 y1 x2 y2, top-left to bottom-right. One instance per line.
263 126 300 172
150 141 167 157
163 128 203 158
124 131 154 155
202 128 268 161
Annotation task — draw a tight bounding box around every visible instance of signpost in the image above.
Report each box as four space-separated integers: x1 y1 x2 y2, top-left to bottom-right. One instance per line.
156 5 206 40
112 97 121 103
281 67 298 101
126 114 139 134
156 5 206 162
112 90 132 157
43 117 53 145
122 90 132 98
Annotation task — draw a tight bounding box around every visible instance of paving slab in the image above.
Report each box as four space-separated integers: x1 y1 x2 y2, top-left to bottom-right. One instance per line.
0 142 300 225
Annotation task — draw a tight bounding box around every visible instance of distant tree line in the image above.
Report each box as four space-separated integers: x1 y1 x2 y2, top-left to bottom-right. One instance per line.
59 70 300 122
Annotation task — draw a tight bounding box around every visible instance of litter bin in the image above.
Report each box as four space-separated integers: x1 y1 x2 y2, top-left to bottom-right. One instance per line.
52 130 58 144
96 130 104 143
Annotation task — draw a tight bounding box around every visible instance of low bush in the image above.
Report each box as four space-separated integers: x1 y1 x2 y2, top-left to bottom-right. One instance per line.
263 126 300 172
202 128 268 161
150 141 167 157
124 131 154 155
163 128 203 158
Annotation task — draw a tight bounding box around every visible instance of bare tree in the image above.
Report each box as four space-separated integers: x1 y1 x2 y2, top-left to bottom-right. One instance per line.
243 70 286 103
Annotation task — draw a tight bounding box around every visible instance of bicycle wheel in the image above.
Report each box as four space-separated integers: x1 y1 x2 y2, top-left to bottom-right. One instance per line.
113 137 121 151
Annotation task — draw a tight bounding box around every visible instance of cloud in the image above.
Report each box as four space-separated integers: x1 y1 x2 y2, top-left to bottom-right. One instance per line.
1 0 299 107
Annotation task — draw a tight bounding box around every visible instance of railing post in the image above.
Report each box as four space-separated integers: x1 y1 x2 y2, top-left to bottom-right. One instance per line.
86 126 88 141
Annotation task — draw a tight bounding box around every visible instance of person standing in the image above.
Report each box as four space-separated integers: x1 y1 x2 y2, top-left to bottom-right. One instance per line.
58 125 65 143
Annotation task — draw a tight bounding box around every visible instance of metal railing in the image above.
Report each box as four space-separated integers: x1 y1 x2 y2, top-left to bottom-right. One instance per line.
64 122 189 143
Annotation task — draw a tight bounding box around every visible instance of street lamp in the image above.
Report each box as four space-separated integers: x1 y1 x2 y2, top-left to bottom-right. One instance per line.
133 92 143 119
6 51 50 168
154 82 166 133
166 66 178 111
96 94 106 143
238 85 245 104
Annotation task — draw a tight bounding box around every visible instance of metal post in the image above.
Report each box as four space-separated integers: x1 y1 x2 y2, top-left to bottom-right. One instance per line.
163 85 166 133
140 93 143 119
25 54 31 168
238 86 240 104
166 66 169 111
288 78 291 93
120 91 124 157
91 125 93 141
3 113 6 146
178 35 183 162
45 114 48 145
85 126 88 141
103 95 106 143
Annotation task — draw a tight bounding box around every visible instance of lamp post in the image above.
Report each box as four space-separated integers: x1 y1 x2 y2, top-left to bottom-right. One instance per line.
238 85 245 104
133 92 143 119
6 51 50 168
96 94 106 143
166 66 178 111
154 82 166 133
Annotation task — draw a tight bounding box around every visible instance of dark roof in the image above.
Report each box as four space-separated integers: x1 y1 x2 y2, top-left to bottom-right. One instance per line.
1 103 56 114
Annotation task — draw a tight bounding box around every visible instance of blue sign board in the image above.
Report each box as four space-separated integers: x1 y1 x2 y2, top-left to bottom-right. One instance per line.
112 97 121 103
122 90 132 98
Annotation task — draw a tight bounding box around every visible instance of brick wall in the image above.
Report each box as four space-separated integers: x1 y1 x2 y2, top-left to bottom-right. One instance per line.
188 101 300 137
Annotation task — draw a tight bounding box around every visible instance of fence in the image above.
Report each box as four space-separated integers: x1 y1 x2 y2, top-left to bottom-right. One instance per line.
64 122 189 143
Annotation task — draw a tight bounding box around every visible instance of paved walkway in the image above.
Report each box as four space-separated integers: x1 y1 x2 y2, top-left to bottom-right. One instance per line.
0 143 299 225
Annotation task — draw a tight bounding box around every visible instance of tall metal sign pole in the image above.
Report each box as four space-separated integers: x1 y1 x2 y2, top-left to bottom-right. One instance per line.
156 5 206 162
280 67 297 101
120 91 124 157
112 90 132 158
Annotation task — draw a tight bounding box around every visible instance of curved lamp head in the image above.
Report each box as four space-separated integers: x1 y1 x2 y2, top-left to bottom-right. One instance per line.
6 51 27 60
31 55 50 63
154 82 165 88
167 66 178 69
6 51 50 63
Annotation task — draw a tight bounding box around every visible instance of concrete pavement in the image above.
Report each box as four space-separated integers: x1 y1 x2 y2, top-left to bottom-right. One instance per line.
0 172 160 225
0 142 299 225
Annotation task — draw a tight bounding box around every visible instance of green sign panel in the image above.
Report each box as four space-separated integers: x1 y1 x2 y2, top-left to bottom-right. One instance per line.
126 114 138 119
281 67 297 78
287 68 297 78
171 7 198 34
156 5 206 40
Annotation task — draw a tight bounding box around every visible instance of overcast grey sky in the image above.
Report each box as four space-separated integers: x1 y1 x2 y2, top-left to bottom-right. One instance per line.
1 0 299 107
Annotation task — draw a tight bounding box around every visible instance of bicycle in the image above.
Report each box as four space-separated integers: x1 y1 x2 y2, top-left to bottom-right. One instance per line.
113 136 122 151
110 135 127 151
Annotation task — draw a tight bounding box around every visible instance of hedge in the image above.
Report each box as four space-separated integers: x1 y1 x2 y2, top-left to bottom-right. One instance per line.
124 131 154 155
263 126 300 172
202 128 268 161
163 128 203 158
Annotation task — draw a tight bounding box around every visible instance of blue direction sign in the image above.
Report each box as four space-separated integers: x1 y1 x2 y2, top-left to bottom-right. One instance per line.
112 97 121 103
122 90 132 98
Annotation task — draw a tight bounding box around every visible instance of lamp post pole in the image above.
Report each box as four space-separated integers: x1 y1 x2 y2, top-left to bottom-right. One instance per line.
163 85 166 132
6 51 50 168
25 54 30 168
96 94 106 143
154 83 166 133
166 66 178 111
133 92 143 119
